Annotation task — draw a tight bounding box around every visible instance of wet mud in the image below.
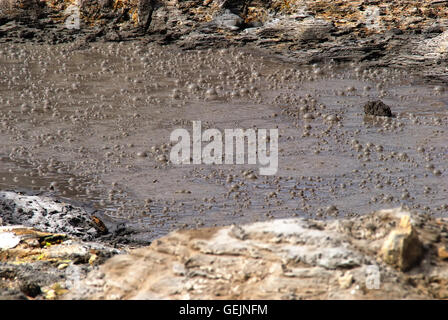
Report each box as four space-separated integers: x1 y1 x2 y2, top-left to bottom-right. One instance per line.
0 42 447 243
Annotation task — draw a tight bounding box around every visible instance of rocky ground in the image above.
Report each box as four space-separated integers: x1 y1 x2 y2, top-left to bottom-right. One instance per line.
1 0 448 300
2 202 448 299
0 0 448 77
0 224 123 299
66 207 448 300
0 191 136 299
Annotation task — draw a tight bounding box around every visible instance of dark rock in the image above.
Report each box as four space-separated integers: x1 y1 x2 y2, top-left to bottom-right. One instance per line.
249 21 263 28
363 100 393 117
104 29 121 41
391 27 403 35
137 0 156 32
19 281 41 298
18 29 34 39
423 25 443 34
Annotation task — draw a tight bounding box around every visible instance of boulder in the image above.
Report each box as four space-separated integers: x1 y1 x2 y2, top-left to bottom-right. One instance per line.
379 215 424 271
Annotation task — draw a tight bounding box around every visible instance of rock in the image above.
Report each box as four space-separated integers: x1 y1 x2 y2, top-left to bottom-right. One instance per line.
0 191 132 242
363 100 393 117
438 246 448 260
423 25 443 34
213 9 243 31
104 29 121 42
2 207 448 299
0 0 40 12
256 16 334 43
0 0 43 23
0 229 21 249
0 0 445 78
0 224 124 299
19 281 41 298
418 30 448 56
0 290 27 300
338 272 353 289
137 0 155 32
379 215 424 271
295 18 335 42
65 208 448 300
0 191 97 240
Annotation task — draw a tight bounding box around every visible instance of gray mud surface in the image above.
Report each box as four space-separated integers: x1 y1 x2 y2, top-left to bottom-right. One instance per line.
0 42 447 244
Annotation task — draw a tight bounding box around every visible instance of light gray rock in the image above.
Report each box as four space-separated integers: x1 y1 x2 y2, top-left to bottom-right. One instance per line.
0 191 96 240
256 16 334 42
0 229 21 249
213 9 243 31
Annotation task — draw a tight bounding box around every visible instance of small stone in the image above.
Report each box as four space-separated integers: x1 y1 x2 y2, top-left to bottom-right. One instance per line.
326 114 339 122
205 88 218 99
57 263 69 270
437 246 448 260
247 173 257 180
172 263 186 276
89 254 98 265
43 283 68 300
0 231 21 250
438 288 448 299
19 282 41 298
157 154 168 163
338 273 353 289
45 289 56 300
303 113 315 120
326 205 338 214
434 85 444 93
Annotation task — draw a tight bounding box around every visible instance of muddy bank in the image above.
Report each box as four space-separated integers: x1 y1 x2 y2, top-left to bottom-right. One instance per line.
1 0 448 77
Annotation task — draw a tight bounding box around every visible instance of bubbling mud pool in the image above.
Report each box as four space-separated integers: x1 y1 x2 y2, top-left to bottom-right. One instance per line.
0 41 447 243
